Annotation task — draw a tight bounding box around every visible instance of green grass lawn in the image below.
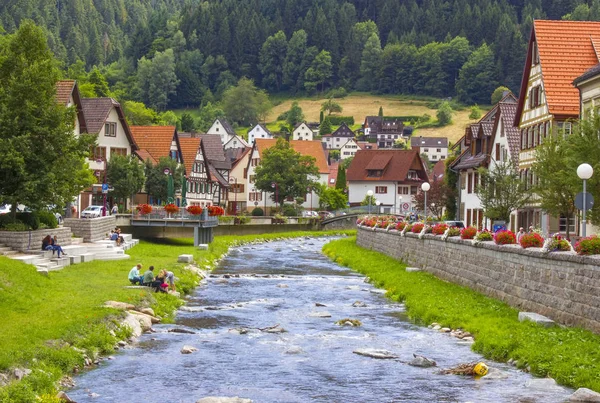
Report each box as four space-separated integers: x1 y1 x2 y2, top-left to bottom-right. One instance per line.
323 237 600 393
0 230 354 402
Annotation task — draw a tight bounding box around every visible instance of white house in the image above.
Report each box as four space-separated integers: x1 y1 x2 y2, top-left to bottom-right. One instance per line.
292 122 313 141
206 118 237 145
346 149 429 214
247 139 328 213
340 138 360 160
321 122 355 150
224 134 249 151
410 136 449 162
227 148 251 214
247 123 273 145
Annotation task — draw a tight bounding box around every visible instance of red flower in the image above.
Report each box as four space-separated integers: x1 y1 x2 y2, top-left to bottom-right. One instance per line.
519 232 544 248
164 203 179 214
432 223 448 235
411 223 424 233
207 206 225 216
494 230 517 245
136 204 152 215
460 226 477 239
186 205 203 215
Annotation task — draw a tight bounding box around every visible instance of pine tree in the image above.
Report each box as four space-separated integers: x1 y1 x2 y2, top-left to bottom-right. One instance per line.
336 165 347 191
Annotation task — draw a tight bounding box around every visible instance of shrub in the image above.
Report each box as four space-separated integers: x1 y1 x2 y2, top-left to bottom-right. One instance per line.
283 205 297 217
37 211 58 229
164 203 179 214
411 223 424 233
327 116 355 125
327 87 348 98
475 230 493 242
547 233 571 252
404 224 413 232
186 205 203 215
16 212 40 230
460 226 477 239
432 223 448 235
575 235 600 255
3 222 29 231
395 222 406 231
136 204 152 215
251 207 264 216
447 227 461 237
0 214 16 229
519 232 544 249
494 230 516 245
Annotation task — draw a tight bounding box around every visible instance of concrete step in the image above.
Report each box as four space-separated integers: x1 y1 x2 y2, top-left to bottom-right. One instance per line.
69 255 82 264
79 253 95 263
62 245 88 255
0 246 12 252
0 250 18 256
12 255 43 265
71 237 84 245
94 254 130 261
50 257 70 267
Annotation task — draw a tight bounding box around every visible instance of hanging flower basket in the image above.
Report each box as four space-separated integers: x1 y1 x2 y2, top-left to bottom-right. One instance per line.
207 206 225 216
164 203 179 214
186 205 203 216
136 204 152 215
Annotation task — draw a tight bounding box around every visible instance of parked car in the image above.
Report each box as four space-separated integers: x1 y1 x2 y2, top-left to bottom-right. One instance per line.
0 204 10 214
445 220 465 228
318 211 334 219
302 210 319 217
81 205 104 218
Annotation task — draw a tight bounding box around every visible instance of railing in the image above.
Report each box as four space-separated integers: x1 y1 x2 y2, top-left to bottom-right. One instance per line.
131 206 219 227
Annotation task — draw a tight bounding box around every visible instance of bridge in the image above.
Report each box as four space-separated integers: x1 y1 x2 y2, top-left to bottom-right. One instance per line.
129 211 219 245
320 207 406 229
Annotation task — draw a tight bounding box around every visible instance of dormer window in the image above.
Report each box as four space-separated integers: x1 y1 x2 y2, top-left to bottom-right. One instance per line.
104 122 116 137
407 170 418 180
367 170 383 177
532 41 540 65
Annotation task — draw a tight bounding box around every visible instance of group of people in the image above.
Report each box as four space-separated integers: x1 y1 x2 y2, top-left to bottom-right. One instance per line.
516 226 536 243
128 264 176 293
109 227 125 246
41 235 66 258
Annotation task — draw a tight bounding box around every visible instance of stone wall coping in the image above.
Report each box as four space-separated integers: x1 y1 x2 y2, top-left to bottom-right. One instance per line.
360 225 600 267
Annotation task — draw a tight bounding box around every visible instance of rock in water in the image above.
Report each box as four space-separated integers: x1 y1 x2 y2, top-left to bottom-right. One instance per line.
315 302 327 307
481 367 510 380
525 378 563 391
196 398 252 403
263 326 286 333
569 388 600 402
276 284 289 288
168 328 196 334
56 391 76 402
352 301 367 307
408 354 437 368
353 349 398 359
309 311 332 318
181 345 198 354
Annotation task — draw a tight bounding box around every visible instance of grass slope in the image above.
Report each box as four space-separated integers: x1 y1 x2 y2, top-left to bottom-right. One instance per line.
323 237 600 393
0 230 354 402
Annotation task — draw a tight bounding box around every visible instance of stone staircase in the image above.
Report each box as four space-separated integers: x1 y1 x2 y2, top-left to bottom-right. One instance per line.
7 234 139 273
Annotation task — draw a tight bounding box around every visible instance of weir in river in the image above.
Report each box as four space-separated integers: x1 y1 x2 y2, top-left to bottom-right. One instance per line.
69 237 573 402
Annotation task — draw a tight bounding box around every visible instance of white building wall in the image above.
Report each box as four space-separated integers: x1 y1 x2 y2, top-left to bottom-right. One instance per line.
349 181 417 214
293 123 313 141
207 120 233 144
88 108 131 172
247 125 272 145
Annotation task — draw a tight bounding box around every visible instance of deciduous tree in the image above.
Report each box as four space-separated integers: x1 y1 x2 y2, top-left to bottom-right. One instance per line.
413 180 450 220
222 78 271 126
144 157 184 203
106 155 145 207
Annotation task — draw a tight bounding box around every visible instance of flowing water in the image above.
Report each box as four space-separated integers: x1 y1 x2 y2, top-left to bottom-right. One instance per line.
69 237 573 402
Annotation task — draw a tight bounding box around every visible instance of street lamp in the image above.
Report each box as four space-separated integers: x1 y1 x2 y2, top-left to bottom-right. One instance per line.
376 200 381 216
367 190 373 214
431 203 436 220
421 182 431 222
577 163 594 237
307 186 313 212
398 195 403 215
229 176 238 215
271 182 278 213
164 167 174 204
96 158 107 216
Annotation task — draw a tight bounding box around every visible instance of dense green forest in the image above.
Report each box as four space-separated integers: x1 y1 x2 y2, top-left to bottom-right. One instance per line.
1 0 597 116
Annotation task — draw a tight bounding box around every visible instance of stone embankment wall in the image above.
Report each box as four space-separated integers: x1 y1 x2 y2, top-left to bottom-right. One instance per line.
64 216 116 242
0 227 73 252
357 226 600 333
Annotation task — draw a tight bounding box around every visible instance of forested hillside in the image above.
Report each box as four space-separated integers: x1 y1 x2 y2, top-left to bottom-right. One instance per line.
1 0 597 111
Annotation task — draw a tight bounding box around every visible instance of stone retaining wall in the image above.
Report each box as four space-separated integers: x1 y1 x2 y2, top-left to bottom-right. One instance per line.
64 216 116 242
356 226 600 333
0 227 73 252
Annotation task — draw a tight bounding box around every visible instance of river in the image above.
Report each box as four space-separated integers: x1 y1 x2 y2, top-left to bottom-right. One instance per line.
69 236 573 402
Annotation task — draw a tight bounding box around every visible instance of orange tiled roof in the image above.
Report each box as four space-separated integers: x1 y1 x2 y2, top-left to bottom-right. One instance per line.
534 20 600 116
179 137 201 176
130 126 176 162
255 139 329 174
134 149 157 165
56 80 75 105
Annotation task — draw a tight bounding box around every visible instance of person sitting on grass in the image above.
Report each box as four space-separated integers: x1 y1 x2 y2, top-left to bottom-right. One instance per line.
142 266 155 286
128 264 143 285
165 270 176 291
152 270 169 293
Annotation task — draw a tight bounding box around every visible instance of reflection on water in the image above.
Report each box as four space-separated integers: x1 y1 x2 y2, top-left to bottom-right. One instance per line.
69 236 572 403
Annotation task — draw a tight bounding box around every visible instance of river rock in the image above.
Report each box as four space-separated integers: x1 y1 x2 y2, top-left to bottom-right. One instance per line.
346 286 360 290
56 391 76 402
181 345 198 354
276 284 289 288
570 388 600 402
482 367 510 380
525 378 564 391
196 397 252 403
13 368 31 380
408 354 437 368
263 326 286 333
168 290 181 298
229 328 249 335
104 301 135 310
139 307 155 316
0 373 8 387
168 328 196 335
352 301 367 307
121 312 142 337
127 311 157 329
370 289 386 294
315 303 327 307
129 309 160 324
353 349 398 359
309 311 332 318
285 346 304 355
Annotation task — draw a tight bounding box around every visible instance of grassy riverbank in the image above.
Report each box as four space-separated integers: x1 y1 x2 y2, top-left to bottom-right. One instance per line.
323 237 600 393
0 230 354 402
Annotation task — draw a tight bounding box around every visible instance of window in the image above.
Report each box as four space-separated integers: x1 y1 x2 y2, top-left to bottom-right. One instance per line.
521 129 526 150
495 143 500 161
529 86 542 109
424 148 429 152
467 172 472 193
557 121 572 136
249 192 262 202
111 147 127 157
532 42 540 65
215 127 219 132
398 186 409 195
104 122 116 137
559 214 575 234
431 155 437 160
251 158 260 167
230 184 245 193
410 186 418 195
407 170 418 180
367 170 383 177
527 127 533 149
533 125 539 147
375 186 387 194
502 147 507 161
249 175 256 183
436 148 441 152
91 146 106 160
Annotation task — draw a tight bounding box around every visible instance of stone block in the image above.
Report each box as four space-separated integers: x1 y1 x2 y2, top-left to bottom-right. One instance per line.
406 267 422 272
197 244 209 250
518 312 557 327
69 255 82 264
80 253 95 263
178 254 194 263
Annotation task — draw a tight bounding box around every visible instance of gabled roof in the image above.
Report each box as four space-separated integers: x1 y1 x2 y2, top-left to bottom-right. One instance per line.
179 137 201 176
479 122 494 137
200 134 231 170
224 134 249 148
249 123 272 135
254 139 329 174
134 149 157 165
130 126 177 163
328 161 339 188
365 153 393 170
573 62 600 85
215 118 236 135
81 97 136 149
293 122 311 131
331 122 354 138
357 141 378 150
516 20 600 122
230 147 252 170
494 98 521 167
56 80 87 134
347 150 428 182
410 137 449 148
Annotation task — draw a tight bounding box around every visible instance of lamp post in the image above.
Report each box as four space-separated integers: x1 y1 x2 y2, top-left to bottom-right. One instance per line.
376 200 381 216
577 163 594 237
431 202 436 220
398 195 403 215
163 167 174 204
229 176 238 215
271 182 278 213
307 186 313 212
421 182 431 222
367 190 373 215
96 158 107 216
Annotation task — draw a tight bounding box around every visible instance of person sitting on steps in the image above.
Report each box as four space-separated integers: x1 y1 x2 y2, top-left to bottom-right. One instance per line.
51 236 66 256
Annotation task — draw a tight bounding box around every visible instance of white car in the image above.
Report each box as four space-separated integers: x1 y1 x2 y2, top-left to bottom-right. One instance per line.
302 210 319 217
0 204 10 214
81 205 104 218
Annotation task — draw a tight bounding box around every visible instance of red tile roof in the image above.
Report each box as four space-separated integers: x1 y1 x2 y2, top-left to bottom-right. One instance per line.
82 98 134 149
134 149 156 165
517 20 600 120
130 126 176 162
56 80 75 105
346 150 428 182
255 139 329 174
179 137 201 176
328 162 339 188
